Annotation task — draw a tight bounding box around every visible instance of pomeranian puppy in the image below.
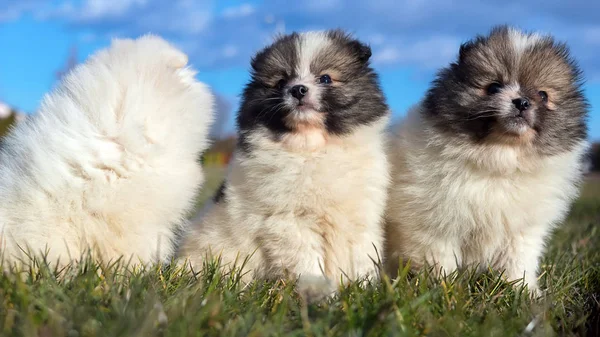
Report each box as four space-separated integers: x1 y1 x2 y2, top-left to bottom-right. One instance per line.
384 26 589 293
0 36 214 267
179 30 390 296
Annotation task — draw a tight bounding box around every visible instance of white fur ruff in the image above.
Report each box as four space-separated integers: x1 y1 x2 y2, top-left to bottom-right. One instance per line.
0 35 214 267
180 118 390 289
384 106 588 292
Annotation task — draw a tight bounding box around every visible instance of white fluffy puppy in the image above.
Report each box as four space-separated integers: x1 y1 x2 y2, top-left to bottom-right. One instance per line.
384 26 589 293
179 30 390 297
0 35 214 267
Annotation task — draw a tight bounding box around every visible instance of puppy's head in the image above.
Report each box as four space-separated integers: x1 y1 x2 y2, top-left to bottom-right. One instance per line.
424 25 588 155
237 30 388 151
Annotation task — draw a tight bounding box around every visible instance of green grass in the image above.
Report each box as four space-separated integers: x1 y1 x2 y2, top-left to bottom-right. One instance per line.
1 170 598 337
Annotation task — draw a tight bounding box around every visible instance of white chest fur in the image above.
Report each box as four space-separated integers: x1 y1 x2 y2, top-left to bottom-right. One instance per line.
385 108 587 290
183 121 390 283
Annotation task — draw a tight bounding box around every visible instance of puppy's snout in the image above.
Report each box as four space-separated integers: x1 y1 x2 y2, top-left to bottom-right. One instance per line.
290 85 308 100
512 98 530 112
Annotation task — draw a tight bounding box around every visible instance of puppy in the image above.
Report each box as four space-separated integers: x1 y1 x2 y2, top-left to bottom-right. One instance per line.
179 30 390 296
384 26 589 293
0 35 214 268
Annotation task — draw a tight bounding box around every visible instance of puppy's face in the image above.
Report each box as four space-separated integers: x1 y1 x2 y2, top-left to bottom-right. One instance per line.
424 26 588 155
237 30 388 150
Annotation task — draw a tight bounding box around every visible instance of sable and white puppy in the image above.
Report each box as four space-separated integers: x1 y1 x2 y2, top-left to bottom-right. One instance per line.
0 36 214 267
180 30 390 294
384 26 589 293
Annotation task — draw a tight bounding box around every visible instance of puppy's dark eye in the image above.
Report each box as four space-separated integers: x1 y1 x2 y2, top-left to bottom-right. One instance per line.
318 74 332 84
276 79 286 90
538 91 548 102
486 82 503 95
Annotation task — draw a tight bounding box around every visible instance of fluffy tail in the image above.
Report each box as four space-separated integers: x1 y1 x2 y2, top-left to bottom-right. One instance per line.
0 35 214 267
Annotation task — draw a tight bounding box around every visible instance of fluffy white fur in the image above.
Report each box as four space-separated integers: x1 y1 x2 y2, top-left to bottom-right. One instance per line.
0 35 214 267
384 106 588 292
180 118 390 292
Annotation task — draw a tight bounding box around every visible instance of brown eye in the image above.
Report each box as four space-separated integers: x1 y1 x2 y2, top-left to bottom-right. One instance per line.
487 82 503 95
538 91 548 102
317 74 332 84
275 79 286 90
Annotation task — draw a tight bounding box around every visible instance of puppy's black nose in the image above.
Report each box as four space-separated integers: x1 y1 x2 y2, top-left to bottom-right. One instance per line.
512 98 530 112
290 85 308 100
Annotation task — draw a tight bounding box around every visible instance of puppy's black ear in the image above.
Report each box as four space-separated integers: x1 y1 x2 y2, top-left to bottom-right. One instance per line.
250 48 267 72
458 41 474 63
350 40 372 64
359 44 373 63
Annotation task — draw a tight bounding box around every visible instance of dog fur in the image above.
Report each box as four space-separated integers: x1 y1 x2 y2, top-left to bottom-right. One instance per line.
0 35 214 268
179 31 390 296
384 26 589 293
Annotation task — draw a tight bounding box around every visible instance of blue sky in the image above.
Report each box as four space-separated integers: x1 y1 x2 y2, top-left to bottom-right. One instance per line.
1 0 599 140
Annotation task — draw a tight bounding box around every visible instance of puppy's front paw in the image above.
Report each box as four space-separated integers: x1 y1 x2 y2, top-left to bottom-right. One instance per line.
296 274 337 303
525 282 543 299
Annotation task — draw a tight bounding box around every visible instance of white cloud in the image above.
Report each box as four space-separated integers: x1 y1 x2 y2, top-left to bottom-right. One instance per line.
33 2 76 20
0 1 46 22
52 0 214 35
369 34 386 46
78 0 147 20
222 4 255 19
77 32 96 43
0 9 20 22
5 0 599 79
264 14 275 24
372 46 400 64
306 0 342 11
222 45 238 58
0 0 148 22
372 36 460 69
584 27 600 45
402 36 460 68
163 10 212 34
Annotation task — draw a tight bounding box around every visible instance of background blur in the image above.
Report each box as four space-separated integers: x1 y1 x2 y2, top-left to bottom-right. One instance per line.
1 0 599 169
